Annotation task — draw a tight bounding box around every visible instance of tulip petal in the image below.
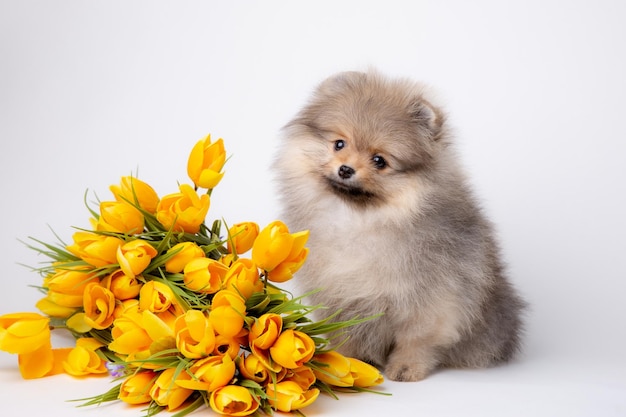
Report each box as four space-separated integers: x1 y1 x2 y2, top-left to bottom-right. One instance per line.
17 343 54 379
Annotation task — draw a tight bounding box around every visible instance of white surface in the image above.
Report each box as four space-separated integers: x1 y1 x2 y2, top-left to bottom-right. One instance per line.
1 1 625 416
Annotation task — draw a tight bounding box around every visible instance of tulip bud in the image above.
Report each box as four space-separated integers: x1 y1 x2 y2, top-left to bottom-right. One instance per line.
187 134 226 190
110 176 160 214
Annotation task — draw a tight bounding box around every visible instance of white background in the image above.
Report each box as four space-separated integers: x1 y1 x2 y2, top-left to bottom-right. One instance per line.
1 1 625 416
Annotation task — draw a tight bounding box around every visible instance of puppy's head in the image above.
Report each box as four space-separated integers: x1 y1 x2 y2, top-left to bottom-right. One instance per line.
280 71 447 209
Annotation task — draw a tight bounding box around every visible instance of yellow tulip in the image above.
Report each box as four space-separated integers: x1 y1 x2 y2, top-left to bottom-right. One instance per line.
109 309 176 368
139 281 177 314
183 257 228 294
213 334 242 360
165 242 206 273
265 381 320 412
66 231 124 267
175 354 235 392
109 310 163 353
283 366 316 390
209 290 246 338
109 310 152 356
104 269 142 300
348 357 384 387
149 368 194 411
251 221 294 271
312 351 354 387
248 313 283 372
269 329 316 369
116 239 157 279
187 135 226 190
35 297 77 318
175 310 216 359
251 222 310 283
62 338 107 376
222 258 263 299
44 291 83 310
110 176 160 214
238 353 271 384
119 371 157 405
267 230 309 283
83 283 116 330
209 385 259 416
96 201 144 235
249 313 282 350
141 310 176 343
47 268 99 296
44 268 99 308
0 312 51 355
227 222 259 254
156 184 210 234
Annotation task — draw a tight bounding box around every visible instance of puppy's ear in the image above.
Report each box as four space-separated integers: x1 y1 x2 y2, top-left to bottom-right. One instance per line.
409 98 444 141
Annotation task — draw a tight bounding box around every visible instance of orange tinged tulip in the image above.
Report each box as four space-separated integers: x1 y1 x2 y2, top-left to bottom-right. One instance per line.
265 381 319 412
249 313 282 350
283 366 316 390
238 353 271 384
248 313 283 372
213 334 241 360
209 385 259 416
83 283 116 330
149 368 194 410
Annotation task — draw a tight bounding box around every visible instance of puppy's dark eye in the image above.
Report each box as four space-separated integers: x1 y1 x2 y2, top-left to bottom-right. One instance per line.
334 140 346 151
372 155 387 169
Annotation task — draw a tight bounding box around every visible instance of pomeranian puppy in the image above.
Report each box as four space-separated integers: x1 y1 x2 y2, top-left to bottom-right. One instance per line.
273 71 526 382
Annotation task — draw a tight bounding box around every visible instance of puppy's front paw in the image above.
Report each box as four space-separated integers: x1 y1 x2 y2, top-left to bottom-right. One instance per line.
384 361 429 382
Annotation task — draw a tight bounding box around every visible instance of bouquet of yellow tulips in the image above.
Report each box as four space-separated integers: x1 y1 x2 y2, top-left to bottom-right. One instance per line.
0 135 385 416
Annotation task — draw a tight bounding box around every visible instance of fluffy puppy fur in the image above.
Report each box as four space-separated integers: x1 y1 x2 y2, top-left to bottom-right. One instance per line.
273 71 526 382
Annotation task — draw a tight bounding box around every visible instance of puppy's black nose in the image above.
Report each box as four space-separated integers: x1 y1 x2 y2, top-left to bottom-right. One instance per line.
338 165 355 179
